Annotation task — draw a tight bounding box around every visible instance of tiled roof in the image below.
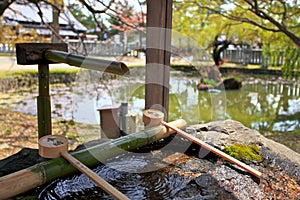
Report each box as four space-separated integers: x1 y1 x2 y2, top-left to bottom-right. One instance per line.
3 0 87 32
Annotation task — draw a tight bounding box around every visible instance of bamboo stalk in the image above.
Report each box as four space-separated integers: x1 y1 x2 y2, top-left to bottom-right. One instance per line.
38 135 129 200
0 119 186 199
161 121 262 178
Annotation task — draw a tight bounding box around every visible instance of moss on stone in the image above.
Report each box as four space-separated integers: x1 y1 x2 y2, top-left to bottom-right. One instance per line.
223 144 262 164
226 75 243 82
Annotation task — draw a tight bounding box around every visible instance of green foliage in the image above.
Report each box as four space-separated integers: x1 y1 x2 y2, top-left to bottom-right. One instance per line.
69 3 95 30
172 1 222 48
282 47 300 79
223 144 262 164
226 75 242 82
168 93 182 121
172 0 300 76
202 78 217 86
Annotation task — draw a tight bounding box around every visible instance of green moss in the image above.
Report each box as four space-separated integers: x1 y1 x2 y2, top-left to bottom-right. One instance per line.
223 144 262 164
226 75 243 82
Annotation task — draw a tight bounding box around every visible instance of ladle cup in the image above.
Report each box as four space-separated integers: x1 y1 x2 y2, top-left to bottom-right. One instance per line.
38 135 130 200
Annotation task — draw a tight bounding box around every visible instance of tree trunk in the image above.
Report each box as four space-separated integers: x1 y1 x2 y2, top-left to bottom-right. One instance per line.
0 0 14 16
51 3 60 43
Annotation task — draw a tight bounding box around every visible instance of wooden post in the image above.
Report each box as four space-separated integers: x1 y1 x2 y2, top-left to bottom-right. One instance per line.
37 63 51 138
16 43 68 138
145 0 173 121
98 107 121 139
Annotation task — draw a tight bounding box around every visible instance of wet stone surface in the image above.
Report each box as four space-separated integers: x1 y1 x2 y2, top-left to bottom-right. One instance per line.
36 149 300 200
1 120 300 199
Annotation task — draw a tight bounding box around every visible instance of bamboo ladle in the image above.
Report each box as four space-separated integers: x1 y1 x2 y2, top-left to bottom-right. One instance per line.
143 109 262 178
38 135 130 200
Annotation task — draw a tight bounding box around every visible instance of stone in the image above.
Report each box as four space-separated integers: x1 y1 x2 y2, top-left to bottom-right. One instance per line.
188 120 300 166
1 120 300 199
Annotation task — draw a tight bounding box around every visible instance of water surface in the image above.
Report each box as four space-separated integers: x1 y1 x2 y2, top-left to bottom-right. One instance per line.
0 68 299 133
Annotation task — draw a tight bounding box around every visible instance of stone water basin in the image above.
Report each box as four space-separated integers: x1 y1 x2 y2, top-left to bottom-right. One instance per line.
38 148 300 200
39 151 238 200
37 121 300 200
1 120 299 199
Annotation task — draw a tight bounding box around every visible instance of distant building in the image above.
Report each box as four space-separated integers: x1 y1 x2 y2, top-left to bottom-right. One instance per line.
2 0 88 41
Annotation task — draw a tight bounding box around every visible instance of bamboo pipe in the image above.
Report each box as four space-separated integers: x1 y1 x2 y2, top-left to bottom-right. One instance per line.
44 50 129 75
160 121 262 178
0 119 186 199
38 135 130 200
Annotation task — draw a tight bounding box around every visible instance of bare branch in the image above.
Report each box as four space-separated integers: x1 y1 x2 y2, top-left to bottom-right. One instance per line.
33 2 62 42
190 0 300 47
62 7 88 55
77 0 114 14
192 1 280 32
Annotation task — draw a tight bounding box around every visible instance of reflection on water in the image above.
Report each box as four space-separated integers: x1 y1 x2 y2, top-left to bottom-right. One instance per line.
226 80 300 132
0 68 299 132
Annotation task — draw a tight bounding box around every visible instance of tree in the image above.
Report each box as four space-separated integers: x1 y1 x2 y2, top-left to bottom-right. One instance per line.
68 3 95 30
50 0 63 42
173 0 300 73
188 0 300 47
107 0 146 51
2 0 299 73
108 0 146 33
197 0 300 73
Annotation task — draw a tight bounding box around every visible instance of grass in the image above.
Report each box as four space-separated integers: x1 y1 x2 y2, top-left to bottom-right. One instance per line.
0 68 79 79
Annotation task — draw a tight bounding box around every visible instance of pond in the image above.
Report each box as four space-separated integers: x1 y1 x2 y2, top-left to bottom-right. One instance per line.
0 67 299 134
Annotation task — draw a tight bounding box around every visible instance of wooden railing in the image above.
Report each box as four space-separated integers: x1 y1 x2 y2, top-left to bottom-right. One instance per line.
223 49 284 67
0 41 289 68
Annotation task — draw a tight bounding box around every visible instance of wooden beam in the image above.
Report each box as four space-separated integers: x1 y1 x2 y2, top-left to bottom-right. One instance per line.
15 43 67 65
145 0 173 121
15 43 67 138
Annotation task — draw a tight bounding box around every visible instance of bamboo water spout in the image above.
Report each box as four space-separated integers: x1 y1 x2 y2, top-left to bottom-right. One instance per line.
15 43 130 138
45 50 129 75
0 119 186 199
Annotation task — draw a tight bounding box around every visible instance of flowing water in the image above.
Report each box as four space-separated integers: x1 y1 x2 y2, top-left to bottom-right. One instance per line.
38 151 193 199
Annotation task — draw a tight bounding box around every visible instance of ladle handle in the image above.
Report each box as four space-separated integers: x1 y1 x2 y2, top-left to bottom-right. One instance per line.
61 152 130 200
161 121 262 178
